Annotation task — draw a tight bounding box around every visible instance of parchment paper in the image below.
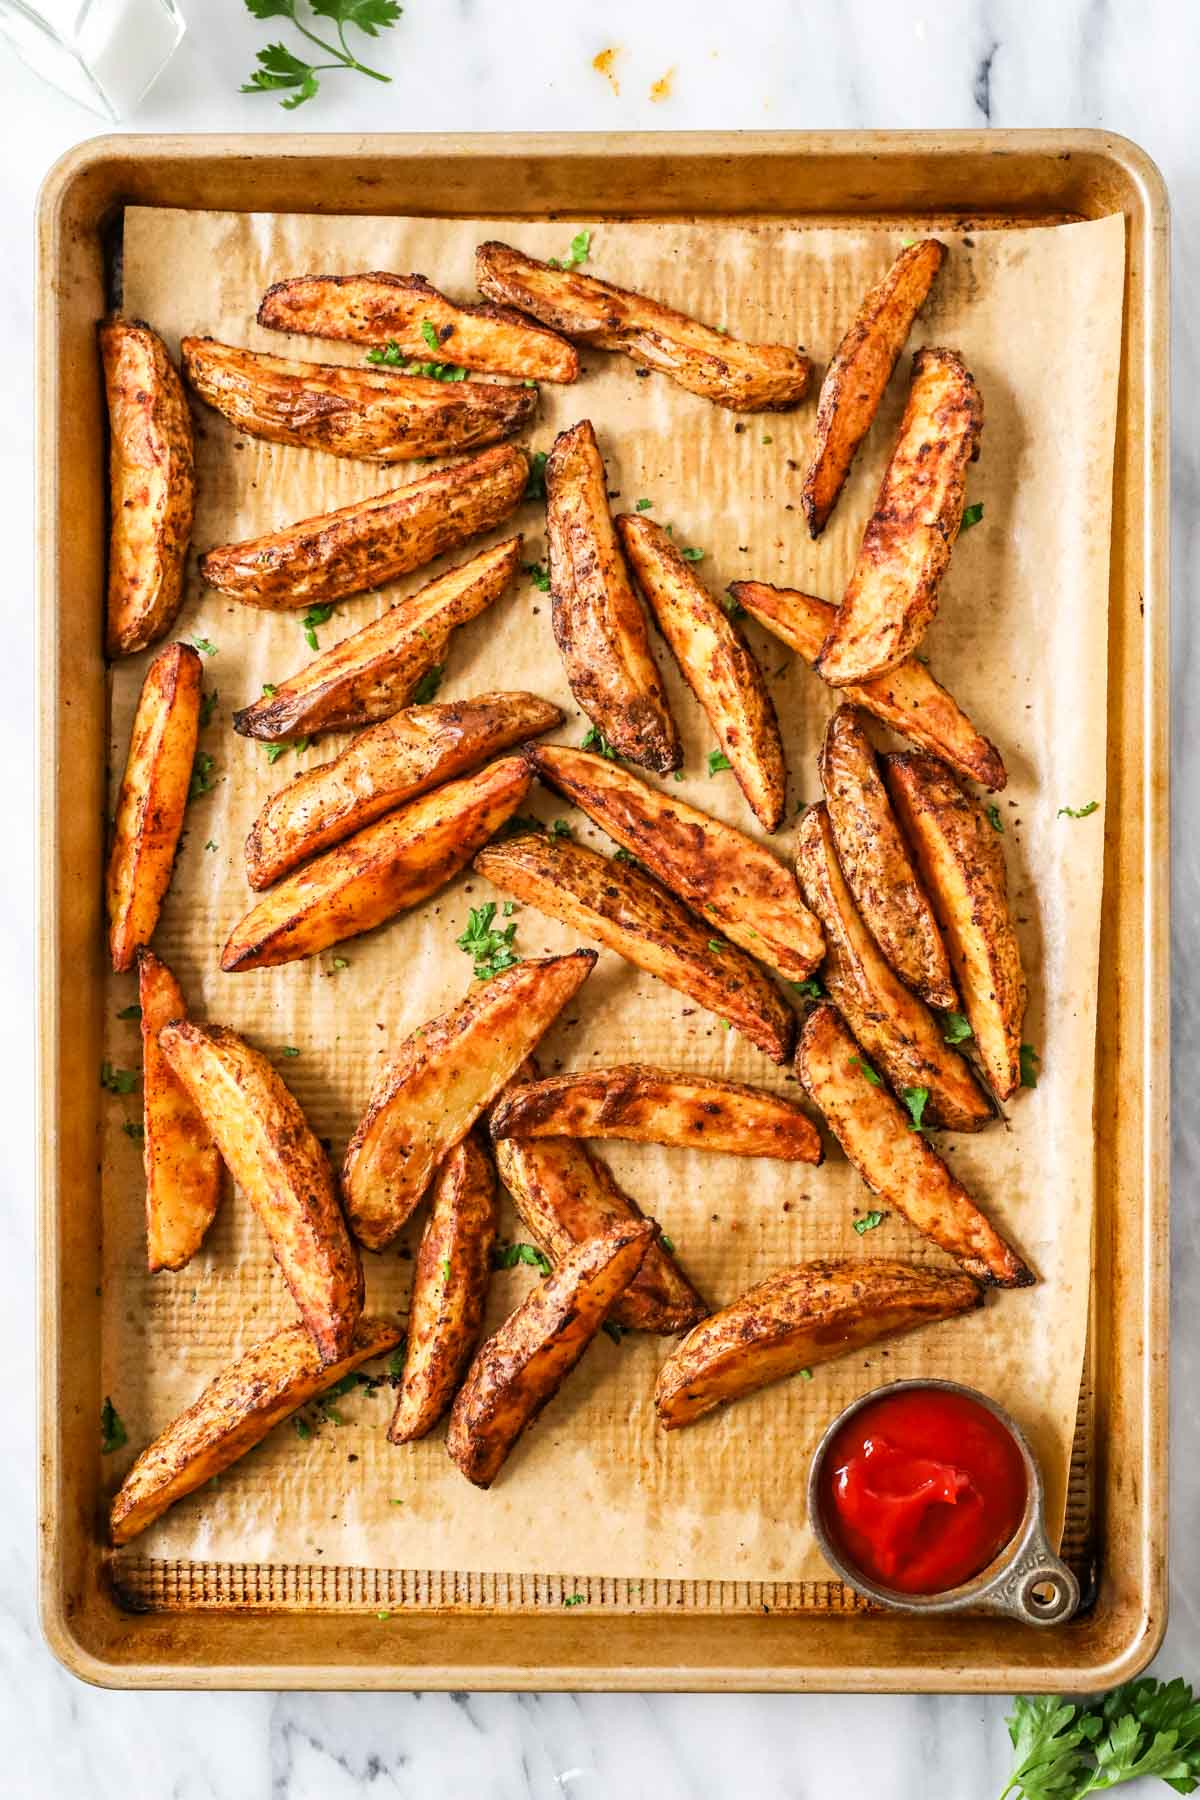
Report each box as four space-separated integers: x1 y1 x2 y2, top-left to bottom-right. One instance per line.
101 207 1124 1585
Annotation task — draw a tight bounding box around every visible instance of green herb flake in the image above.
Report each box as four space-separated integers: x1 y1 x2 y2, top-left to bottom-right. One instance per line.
707 749 733 775
848 1056 882 1088
549 818 572 839
101 1062 138 1095
941 1011 973 1045
853 1210 886 1236
330 955 350 972
364 340 467 381
440 1257 451 1283
901 1086 931 1133
100 1396 127 1454
680 545 705 563
199 690 218 727
561 1592 587 1606
986 803 1004 833
602 1319 625 1344
799 1367 813 1381
457 900 520 982
546 229 591 271
791 977 825 1001
523 560 551 592
492 1241 553 1276
387 1342 407 1384
635 497 653 511
502 900 517 916
1058 801 1100 820
281 1045 300 1058
673 770 684 782
581 725 617 759
294 1415 313 1441
420 318 440 352
524 450 548 501
265 738 309 766
301 603 335 652
722 589 746 619
1020 1043 1041 1089
262 683 278 697
761 434 773 446
659 1233 675 1253
204 839 218 852
188 750 217 801
122 1121 145 1141
613 847 637 864
116 1004 142 1021
707 939 724 955
191 635 217 657
376 1610 391 1621
411 664 445 705
959 502 984 532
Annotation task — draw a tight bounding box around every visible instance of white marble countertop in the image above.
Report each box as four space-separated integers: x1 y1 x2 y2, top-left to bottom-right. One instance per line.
3 1 1194 1794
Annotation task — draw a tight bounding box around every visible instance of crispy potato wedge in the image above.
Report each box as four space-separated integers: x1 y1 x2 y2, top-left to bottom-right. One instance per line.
476 240 812 412
388 1136 498 1443
181 336 538 463
617 513 786 830
802 240 946 537
137 950 222 1273
546 421 681 773
106 642 203 972
474 833 794 1062
447 1219 654 1487
222 754 531 972
883 752 1029 1100
199 442 527 610
797 1003 1031 1286
654 1258 981 1429
232 536 523 742
99 318 195 658
729 580 1006 791
343 951 597 1250
795 806 990 1133
159 1022 365 1358
257 271 579 383
109 1316 401 1545
816 348 984 684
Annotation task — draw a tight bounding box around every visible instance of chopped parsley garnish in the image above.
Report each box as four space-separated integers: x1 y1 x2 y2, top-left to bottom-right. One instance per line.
707 939 724 954
941 1011 974 1045
853 1210 886 1235
502 901 516 916
262 683 278 697
122 1120 145 1141
524 450 548 501
440 1257 451 1283
680 545 705 563
492 1241 552 1276
613 847 638 864
1058 801 1099 819
849 1056 881 1088
264 738 310 765
239 0 402 112
188 750 217 801
199 690 218 727
315 1369 377 1425
602 1319 625 1344
659 1233 675 1253
561 1592 587 1606
523 560 551 592
457 901 520 981
411 664 444 704
387 1341 408 1385
635 497 653 511
549 818 572 838
1020 1043 1041 1089
331 955 350 971
673 770 684 781
116 1004 142 1021
799 1367 813 1381
707 749 733 775
191 635 217 657
281 1045 300 1057
722 589 746 618
546 229 591 271
294 1415 313 1441
986 803 1004 833
365 340 467 381
901 1086 931 1133
581 725 617 759
100 1396 127 1453
302 603 335 651
101 1062 138 1095
497 813 544 840
791 977 825 1001
959 502 984 532
204 838 218 852
420 319 440 352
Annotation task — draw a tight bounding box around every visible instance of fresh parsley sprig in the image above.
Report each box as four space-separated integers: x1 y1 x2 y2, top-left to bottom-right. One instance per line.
492 1241 552 1276
457 901 520 981
546 231 591 272
240 0 402 112
1000 1679 1200 1798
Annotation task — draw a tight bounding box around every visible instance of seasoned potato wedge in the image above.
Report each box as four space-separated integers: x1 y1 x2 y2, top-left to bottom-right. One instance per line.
100 318 195 658
617 512 786 830
199 443 527 610
474 833 794 1062
137 950 222 1273
476 240 812 412
802 240 946 537
388 1136 498 1443
729 580 1006 791
109 1316 401 1545
106 642 202 972
343 951 596 1250
816 349 984 684
654 1258 981 1429
222 754 531 972
159 1022 365 1358
797 1004 1031 1286
181 336 537 463
546 421 680 773
257 271 579 382
447 1219 654 1487
883 752 1028 1100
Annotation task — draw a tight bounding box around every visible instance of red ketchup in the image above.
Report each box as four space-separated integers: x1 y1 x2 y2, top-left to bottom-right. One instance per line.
820 1388 1028 1595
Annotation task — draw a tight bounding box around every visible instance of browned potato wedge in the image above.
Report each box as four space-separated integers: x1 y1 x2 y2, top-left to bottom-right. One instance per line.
388 1136 498 1443
99 318 195 658
181 336 538 463
729 580 1006 791
816 349 984 684
474 833 794 1063
257 271 579 383
106 642 202 972
109 1316 401 1545
476 241 812 412
546 421 681 773
447 1219 654 1487
795 806 990 1133
199 443 527 610
797 1003 1031 1286
883 752 1028 1100
159 1022 365 1358
802 240 947 537
232 536 523 742
343 951 597 1250
617 513 786 830
222 754 531 972
654 1258 981 1429
137 949 222 1273
247 691 562 889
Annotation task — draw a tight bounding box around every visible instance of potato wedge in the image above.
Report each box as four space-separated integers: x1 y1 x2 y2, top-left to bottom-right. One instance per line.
388 1136 498 1443
797 1003 1031 1285
222 754 531 972
819 706 955 1009
795 807 990 1132
446 1219 654 1487
159 1022 365 1358
476 240 812 412
474 833 794 1062
816 348 984 684
137 949 222 1273
883 753 1028 1101
617 513 786 830
257 271 579 382
106 642 202 972
109 1316 401 1545
546 421 681 773
232 536 523 742
181 336 538 463
343 951 597 1250
802 240 946 537
99 318 195 658
199 443 527 610
729 580 1006 791
247 691 562 889
654 1258 981 1429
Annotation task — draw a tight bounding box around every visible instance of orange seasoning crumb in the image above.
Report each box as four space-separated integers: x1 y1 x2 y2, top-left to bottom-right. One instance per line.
649 67 675 103
592 47 621 95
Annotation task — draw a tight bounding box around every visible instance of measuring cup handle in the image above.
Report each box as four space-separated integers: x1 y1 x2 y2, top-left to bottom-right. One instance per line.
981 1524 1081 1626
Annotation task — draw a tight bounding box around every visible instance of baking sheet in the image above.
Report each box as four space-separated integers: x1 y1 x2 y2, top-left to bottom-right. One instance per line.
100 206 1124 1586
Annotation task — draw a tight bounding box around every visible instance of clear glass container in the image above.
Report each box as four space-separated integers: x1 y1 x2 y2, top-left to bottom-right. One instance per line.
0 0 185 121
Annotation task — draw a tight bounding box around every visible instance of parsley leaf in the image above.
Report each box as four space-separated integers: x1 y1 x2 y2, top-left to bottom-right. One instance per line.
722 589 746 618
635 497 653 511
101 1062 138 1095
987 803 1005 833
561 1592 587 1606
791 976 825 1001
420 318 440 352
188 751 217 801
364 339 466 380
100 1396 127 1453
941 1011 974 1045
959 502 984 532
457 901 520 981
191 635 217 657
581 725 618 759
523 560 551 592
302 603 335 651
294 1415 313 1440
853 1210 886 1235
116 1004 142 1021
659 1233 675 1253
849 1056 881 1088
549 818 572 838
264 738 309 765
524 450 548 501
1001 1679 1200 1799
680 545 705 563
199 690 218 727
440 1257 451 1283
281 1045 300 1057
1058 801 1100 819
707 939 724 955
240 1 401 111
901 1086 931 1133
387 1342 407 1384
411 664 444 705
546 229 591 271
1020 1043 1040 1089
262 683 278 697
121 1120 145 1141
707 749 733 775
492 1241 552 1276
